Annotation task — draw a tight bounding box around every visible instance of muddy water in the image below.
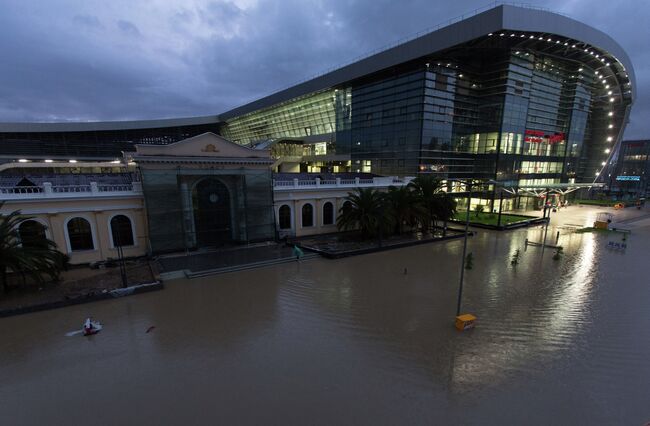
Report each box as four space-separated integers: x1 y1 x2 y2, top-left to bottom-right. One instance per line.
1 206 649 425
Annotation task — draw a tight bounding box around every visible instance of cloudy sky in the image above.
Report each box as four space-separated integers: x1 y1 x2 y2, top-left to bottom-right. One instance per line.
0 0 648 138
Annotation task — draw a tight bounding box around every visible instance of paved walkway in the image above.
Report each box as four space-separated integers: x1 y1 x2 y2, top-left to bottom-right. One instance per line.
157 243 298 274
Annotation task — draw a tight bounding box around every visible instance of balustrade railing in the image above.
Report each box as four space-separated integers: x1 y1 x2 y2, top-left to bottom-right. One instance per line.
0 181 141 199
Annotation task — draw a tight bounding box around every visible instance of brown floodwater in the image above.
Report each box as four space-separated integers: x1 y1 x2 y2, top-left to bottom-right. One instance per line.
1 206 649 425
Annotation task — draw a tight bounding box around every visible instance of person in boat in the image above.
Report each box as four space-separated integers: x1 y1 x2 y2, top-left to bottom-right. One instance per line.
83 318 95 335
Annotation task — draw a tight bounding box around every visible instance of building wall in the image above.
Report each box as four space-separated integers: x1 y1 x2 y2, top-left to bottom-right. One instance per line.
1 197 147 265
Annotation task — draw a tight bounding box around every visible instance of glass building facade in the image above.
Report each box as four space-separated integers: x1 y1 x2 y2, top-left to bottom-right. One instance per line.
219 33 633 192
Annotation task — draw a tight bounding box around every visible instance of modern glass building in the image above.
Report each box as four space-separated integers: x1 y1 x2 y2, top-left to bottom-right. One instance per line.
0 4 636 197
218 4 635 188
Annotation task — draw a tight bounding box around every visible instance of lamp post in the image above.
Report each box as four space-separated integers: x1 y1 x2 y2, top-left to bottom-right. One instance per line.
455 180 472 317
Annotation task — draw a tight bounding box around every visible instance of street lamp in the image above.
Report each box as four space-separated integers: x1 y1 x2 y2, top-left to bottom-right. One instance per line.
453 178 478 331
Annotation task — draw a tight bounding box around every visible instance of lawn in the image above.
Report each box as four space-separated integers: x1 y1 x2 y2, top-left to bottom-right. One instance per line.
452 211 536 226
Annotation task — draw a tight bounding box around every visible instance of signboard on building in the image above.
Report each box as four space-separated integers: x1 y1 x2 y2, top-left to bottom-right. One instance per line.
616 176 641 181
524 130 565 144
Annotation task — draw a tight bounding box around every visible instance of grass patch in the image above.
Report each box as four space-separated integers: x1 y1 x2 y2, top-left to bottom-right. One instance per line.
453 211 536 226
574 199 622 206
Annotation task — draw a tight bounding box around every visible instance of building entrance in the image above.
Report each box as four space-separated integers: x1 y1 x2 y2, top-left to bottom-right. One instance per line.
192 178 232 246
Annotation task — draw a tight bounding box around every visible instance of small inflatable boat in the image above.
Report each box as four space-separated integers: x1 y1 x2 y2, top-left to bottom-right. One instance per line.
83 318 102 336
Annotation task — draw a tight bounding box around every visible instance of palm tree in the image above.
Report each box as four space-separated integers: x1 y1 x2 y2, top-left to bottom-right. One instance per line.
337 188 389 239
0 204 68 294
408 175 457 232
385 186 422 235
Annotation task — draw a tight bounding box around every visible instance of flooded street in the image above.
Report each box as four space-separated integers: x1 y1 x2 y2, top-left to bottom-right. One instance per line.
1 206 649 425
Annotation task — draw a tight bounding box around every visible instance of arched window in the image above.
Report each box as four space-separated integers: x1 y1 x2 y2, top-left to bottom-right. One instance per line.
18 220 48 249
302 203 314 227
278 205 291 230
67 217 94 251
342 200 353 213
110 215 134 247
322 202 334 225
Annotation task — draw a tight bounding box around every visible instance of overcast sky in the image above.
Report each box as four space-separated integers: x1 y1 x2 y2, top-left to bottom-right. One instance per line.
0 0 647 138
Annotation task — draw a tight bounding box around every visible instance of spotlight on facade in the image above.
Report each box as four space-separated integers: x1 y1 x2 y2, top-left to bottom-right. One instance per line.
69 159 77 163
18 159 28 163
605 149 611 154
44 159 53 163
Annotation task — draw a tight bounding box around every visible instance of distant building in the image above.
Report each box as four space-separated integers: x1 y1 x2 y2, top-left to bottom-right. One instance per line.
607 140 650 198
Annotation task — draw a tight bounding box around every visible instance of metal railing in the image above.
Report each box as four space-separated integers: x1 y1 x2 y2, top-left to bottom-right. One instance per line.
0 182 142 200
273 176 415 190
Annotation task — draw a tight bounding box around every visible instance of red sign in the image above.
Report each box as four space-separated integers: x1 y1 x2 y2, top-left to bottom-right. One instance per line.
524 130 565 144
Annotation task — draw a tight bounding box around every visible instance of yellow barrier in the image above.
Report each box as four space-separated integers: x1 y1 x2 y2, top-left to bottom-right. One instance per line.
455 314 477 331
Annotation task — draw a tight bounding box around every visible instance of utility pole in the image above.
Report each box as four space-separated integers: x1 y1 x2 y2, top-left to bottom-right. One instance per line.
456 181 472 317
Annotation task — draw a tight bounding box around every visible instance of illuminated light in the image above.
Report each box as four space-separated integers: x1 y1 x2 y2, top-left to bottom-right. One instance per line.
606 62 610 66
458 74 463 78
488 33 493 36
529 35 535 39
605 149 611 154
608 112 614 116
584 49 589 52
547 38 552 41
111 160 121 164
572 44 576 48
601 161 607 166
539 36 544 40
608 124 613 128
556 40 560 44
607 136 613 142
608 91 613 95
44 159 53 163
69 159 77 163
578 68 583 71
520 34 525 38
564 42 568 46
500 33 505 36
605 84 610 89
18 159 28 163
609 97 615 102
515 51 520 54
446 63 451 67
595 172 600 176
510 33 515 37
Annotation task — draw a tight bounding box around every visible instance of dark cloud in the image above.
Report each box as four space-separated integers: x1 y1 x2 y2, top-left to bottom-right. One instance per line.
117 20 141 38
0 0 647 139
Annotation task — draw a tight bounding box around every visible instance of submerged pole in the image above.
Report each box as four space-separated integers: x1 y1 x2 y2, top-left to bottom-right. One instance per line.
456 182 472 316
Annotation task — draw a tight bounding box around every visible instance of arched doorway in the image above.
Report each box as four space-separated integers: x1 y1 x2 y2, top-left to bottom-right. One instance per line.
192 178 232 247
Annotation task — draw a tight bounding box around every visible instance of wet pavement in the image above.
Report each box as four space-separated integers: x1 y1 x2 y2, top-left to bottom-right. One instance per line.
157 243 297 273
0 205 649 425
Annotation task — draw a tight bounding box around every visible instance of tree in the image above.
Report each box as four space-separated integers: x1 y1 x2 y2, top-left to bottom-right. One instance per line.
385 186 423 235
408 175 457 232
337 188 389 239
474 204 485 217
0 203 68 294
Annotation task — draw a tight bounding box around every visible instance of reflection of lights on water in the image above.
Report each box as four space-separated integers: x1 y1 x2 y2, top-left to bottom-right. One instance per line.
450 229 598 389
